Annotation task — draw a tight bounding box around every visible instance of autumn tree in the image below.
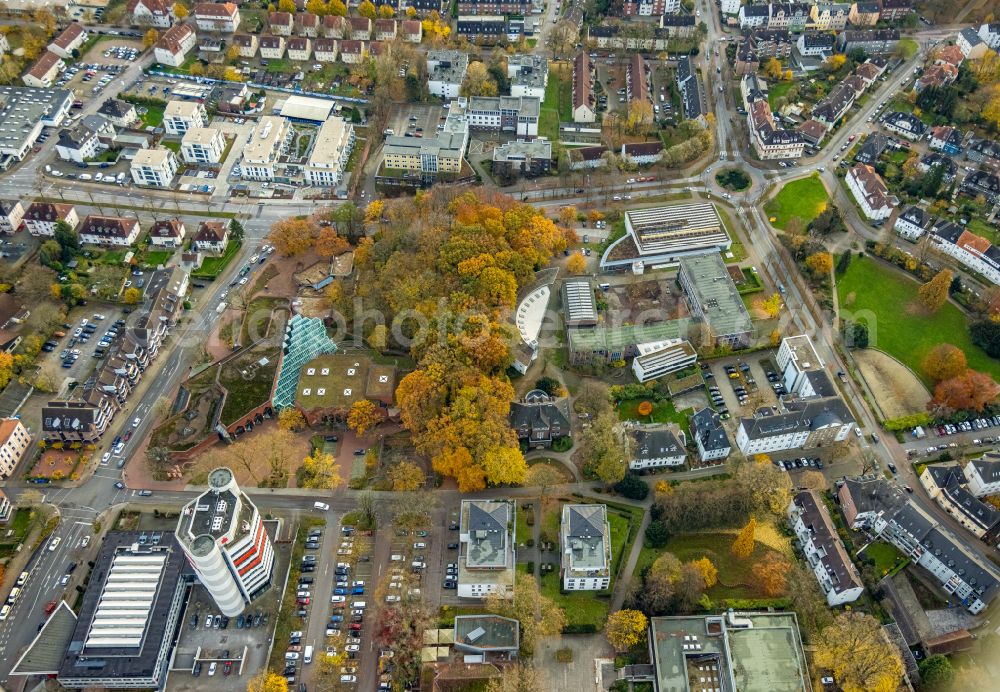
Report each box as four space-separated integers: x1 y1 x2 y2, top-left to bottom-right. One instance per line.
731 517 757 558
606 609 648 652
524 463 564 499
247 671 288 692
752 552 791 596
566 252 587 274
388 460 425 491
173 2 189 18
195 429 296 486
123 287 141 304
358 0 377 17
690 557 718 588
918 655 955 689
763 57 783 80
329 0 347 15
734 457 792 515
379 3 394 17
558 205 577 227
805 251 833 279
364 199 385 223
752 293 782 319
306 0 328 14
269 217 316 256
575 380 612 417
581 412 626 484
462 61 498 96
587 210 605 225
484 575 566 654
278 0 296 11
921 343 967 382
314 226 350 259
626 100 654 134
347 399 382 437
931 369 1000 413
299 451 343 489
368 324 388 352
0 352 13 390
642 552 681 613
814 612 903 692
825 53 847 71
918 269 953 312
277 408 306 432
143 28 159 48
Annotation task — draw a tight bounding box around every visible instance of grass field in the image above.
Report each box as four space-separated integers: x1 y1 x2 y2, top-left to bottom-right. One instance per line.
837 256 1000 384
898 38 919 59
193 238 241 279
764 175 829 229
617 398 693 427
140 249 174 267
540 568 610 629
862 540 906 577
767 81 795 108
540 63 572 143
966 218 999 245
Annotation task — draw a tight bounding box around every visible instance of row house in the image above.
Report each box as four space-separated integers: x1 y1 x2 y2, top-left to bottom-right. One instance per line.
621 141 664 166
588 25 673 51
840 476 1000 614
809 3 850 31
456 15 506 42
24 202 79 237
79 215 141 247
314 38 338 63
967 138 1000 169
788 490 864 605
287 37 311 61
920 464 1000 543
932 221 1000 286
269 11 293 36
456 0 531 14
48 23 88 59
193 2 240 32
572 51 595 123
836 28 900 55
660 14 696 37
848 1 880 26
623 0 681 16
126 0 174 28
350 17 373 41
846 163 895 220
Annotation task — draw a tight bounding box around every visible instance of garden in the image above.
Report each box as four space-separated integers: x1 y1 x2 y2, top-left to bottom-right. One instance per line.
764 174 830 230
616 398 692 427
193 238 242 279
28 446 86 482
715 168 751 191
539 62 573 143
837 255 1000 384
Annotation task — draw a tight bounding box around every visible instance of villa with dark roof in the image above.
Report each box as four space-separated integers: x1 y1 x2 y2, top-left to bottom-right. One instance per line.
736 397 854 454
690 407 731 463
508 391 570 449
920 464 1000 544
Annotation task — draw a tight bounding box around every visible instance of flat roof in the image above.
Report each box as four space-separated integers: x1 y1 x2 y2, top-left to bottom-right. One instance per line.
308 116 352 168
243 116 288 164
461 499 512 569
178 468 255 556
279 94 335 122
781 334 822 371
453 615 519 652
0 86 71 152
132 147 173 166
296 352 374 410
181 126 222 146
562 279 597 324
678 252 753 339
164 100 203 119
57 532 190 685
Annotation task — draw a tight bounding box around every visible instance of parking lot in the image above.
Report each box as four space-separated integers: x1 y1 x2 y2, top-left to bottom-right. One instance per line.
53 38 143 104
385 103 446 143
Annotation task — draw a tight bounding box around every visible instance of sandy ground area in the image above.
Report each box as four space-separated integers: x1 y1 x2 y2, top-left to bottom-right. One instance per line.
855 349 930 420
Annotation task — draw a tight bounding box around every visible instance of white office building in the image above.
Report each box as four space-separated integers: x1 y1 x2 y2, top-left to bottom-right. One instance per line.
631 339 697 383
177 468 274 616
240 116 291 181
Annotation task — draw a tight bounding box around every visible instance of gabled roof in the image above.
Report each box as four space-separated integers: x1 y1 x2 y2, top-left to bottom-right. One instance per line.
150 218 184 238
52 23 85 51
194 220 227 242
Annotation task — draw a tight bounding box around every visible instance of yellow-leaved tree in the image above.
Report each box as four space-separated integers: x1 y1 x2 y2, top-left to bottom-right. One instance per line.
814 612 903 692
730 517 756 559
605 609 648 652
347 399 382 437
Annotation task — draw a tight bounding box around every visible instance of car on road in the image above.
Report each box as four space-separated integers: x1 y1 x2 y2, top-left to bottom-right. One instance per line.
48 537 61 551
132 417 141 427
138 490 152 496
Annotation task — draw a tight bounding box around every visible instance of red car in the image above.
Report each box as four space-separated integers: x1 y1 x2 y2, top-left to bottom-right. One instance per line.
297 598 310 606
223 662 232 676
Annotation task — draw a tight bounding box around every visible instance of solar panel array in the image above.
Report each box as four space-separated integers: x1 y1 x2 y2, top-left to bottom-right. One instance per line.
84 552 166 650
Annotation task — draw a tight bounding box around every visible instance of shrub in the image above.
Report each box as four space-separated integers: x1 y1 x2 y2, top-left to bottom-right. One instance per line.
555 648 574 663
645 520 670 548
614 473 650 500
526 561 534 573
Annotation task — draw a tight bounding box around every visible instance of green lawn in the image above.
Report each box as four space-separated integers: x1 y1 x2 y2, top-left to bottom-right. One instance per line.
764 174 830 229
837 255 1000 384
140 249 173 267
617 398 693 427
898 38 919 59
139 105 164 128
540 64 572 142
161 140 181 154
515 502 532 547
966 218 999 245
862 541 905 577
0 508 35 559
540 569 610 629
767 81 795 108
193 238 242 279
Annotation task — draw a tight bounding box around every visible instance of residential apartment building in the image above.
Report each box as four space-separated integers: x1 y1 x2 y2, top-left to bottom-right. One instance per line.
809 3 850 30
966 454 1000 497
840 476 1000 614
287 37 311 61
572 51 595 123
313 38 338 62
268 11 293 35
97 99 138 129
193 221 229 253
349 17 372 40
78 215 141 247
508 54 548 99
23 50 63 89
894 205 932 240
931 222 1000 286
454 95 540 137
979 22 1000 50
240 116 291 181
48 23 88 59
24 202 79 237
848 1 880 25
623 0 679 16
303 116 355 188
130 148 178 187
456 15 505 42
492 138 552 180
259 35 286 59
456 0 530 14
338 40 364 64
880 0 913 21
380 118 468 177
836 29 900 54
233 33 258 58
882 111 926 140
178 467 275 616
154 23 196 67
163 100 207 136
746 90 804 160
677 55 704 123
690 407 732 462
788 490 864 605
920 464 1000 543
736 397 854 454
458 499 516 599
0 418 30 478
561 504 611 590
958 27 988 59
181 127 226 164
127 0 174 27
427 50 468 99
846 163 895 221
630 426 687 469
55 127 103 163
193 2 241 32
0 200 24 234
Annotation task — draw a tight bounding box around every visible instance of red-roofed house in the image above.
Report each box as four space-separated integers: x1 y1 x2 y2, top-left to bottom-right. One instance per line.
22 50 63 88
127 0 174 28
935 44 965 68
193 2 241 32
572 52 595 123
269 11 294 35
298 12 319 36
149 218 187 247
847 164 896 220
402 20 423 43
48 23 88 59
79 215 141 247
155 23 196 66
193 221 229 253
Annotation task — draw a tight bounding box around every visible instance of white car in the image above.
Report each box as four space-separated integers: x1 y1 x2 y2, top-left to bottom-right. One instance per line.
60 574 70 585
340 675 357 683
133 417 141 427
81 536 90 547
331 595 346 603
48 537 61 552
101 452 111 463
239 277 248 285
345 645 360 653
386 594 401 603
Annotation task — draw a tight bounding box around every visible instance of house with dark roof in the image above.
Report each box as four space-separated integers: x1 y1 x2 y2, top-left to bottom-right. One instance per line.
690 407 731 462
917 63 959 92
509 390 570 448
894 205 932 240
572 52 595 123
836 28 900 54
846 163 896 220
788 490 864 605
980 22 1000 50
561 504 611 590
797 31 835 57
735 41 760 75
931 222 1000 285
928 125 964 155
920 464 1000 543
23 202 79 237
958 26 988 59
621 141 664 166
736 397 855 454
882 111 926 140
797 119 828 145
458 499 516 599
748 29 793 58
811 82 856 127
918 152 957 181
854 132 889 164
967 138 1000 169
0 200 24 234
848 1 880 26
568 145 608 169
192 220 229 253
0 294 28 353
739 3 769 28
747 93 804 160
630 426 686 469
676 55 704 123
966 453 1000 497
98 99 138 129
839 475 1000 614
78 215 140 247
961 169 1000 203
48 23 87 59
880 0 912 22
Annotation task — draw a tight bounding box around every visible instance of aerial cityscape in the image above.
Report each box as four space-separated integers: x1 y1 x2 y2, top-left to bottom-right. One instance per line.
0 0 997 690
